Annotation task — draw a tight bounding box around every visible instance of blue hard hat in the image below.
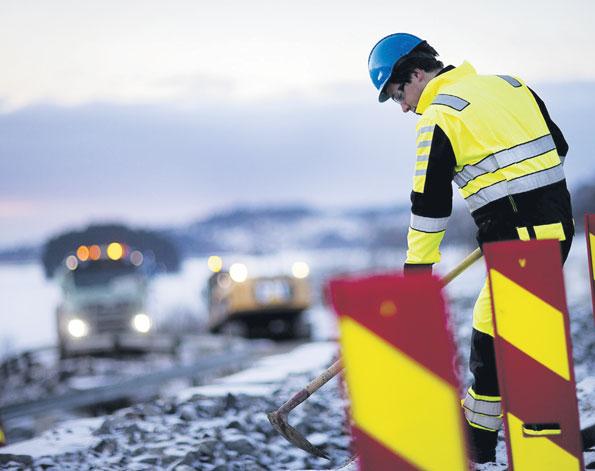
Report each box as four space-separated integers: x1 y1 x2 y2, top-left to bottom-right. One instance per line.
368 33 424 103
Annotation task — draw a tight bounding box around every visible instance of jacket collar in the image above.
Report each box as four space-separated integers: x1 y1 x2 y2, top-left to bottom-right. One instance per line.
416 61 477 114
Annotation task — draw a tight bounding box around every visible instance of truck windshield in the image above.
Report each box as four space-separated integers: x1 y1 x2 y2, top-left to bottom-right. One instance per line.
72 261 138 287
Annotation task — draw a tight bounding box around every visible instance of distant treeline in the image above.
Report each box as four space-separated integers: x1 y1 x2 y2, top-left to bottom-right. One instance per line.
1 181 594 267
41 224 180 278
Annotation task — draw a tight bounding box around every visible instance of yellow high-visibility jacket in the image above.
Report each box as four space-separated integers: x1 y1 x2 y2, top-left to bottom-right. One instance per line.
405 62 571 267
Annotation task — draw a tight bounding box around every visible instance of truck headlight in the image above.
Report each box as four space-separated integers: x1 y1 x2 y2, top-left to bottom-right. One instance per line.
132 313 152 333
292 261 310 279
67 319 89 338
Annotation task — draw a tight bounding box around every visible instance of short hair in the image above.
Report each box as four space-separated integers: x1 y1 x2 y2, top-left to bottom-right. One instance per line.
388 41 443 87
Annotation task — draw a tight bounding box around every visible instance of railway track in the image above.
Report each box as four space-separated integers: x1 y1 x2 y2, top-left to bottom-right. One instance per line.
0 349 254 421
0 336 304 426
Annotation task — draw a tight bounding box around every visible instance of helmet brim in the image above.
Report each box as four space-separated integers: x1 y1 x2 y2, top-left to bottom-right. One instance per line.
378 88 390 103
378 77 391 103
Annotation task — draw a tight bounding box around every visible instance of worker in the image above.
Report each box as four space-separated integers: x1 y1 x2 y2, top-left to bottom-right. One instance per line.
368 33 573 463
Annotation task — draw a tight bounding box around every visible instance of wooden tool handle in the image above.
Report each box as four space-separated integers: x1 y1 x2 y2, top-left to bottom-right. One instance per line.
442 247 482 285
304 359 342 395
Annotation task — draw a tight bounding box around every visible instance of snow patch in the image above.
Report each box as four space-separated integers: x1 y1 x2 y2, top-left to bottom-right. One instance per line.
1 417 102 458
175 383 275 402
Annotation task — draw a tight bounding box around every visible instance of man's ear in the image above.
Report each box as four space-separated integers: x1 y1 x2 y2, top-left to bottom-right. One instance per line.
412 68 425 82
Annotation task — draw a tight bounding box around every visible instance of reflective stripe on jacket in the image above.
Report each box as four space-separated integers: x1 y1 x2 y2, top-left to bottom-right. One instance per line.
405 61 570 266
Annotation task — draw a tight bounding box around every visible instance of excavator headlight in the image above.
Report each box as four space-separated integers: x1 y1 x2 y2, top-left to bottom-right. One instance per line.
132 313 152 333
67 319 89 338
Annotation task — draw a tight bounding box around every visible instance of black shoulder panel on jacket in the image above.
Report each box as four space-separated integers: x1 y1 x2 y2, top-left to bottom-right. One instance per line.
411 125 455 218
529 87 569 157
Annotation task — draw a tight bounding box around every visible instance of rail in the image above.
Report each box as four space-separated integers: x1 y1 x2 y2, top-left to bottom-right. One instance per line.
0 349 252 421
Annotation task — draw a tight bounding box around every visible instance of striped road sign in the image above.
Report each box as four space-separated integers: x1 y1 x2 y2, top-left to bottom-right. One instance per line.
485 239 583 470
329 273 468 471
586 214 595 322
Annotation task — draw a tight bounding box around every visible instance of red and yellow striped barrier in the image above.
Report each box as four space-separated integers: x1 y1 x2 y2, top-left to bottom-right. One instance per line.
329 274 468 470
585 214 595 322
484 239 583 470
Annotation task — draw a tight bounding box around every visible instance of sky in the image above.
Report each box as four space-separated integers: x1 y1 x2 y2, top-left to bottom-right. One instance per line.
1 0 595 247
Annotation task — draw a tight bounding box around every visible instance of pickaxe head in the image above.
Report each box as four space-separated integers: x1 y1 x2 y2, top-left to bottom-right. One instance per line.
267 409 329 459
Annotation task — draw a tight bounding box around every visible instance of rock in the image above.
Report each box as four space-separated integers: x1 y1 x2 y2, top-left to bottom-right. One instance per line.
93 416 127 436
224 393 237 409
0 454 33 466
252 413 273 435
250 432 266 443
196 438 218 457
93 438 119 454
257 454 274 467
34 456 56 468
123 424 146 444
226 419 243 431
224 436 256 455
233 460 265 471
138 456 160 465
162 453 185 466
179 404 198 421
172 464 196 471
306 432 328 447
329 435 352 449
131 446 148 457
155 398 177 414
196 399 223 417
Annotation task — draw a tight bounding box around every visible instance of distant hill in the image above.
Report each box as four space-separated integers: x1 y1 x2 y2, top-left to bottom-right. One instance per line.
163 202 477 257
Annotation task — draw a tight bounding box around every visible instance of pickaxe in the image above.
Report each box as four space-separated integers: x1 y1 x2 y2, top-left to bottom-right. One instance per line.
267 247 483 458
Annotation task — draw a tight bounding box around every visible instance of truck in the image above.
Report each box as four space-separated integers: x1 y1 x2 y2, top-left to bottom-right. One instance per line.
56 242 176 357
206 257 312 339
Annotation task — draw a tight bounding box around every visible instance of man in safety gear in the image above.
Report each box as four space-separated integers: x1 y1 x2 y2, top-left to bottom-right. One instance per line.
368 33 573 463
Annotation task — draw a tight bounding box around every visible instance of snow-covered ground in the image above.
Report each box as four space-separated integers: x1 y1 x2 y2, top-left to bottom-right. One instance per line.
1 341 354 470
1 339 593 470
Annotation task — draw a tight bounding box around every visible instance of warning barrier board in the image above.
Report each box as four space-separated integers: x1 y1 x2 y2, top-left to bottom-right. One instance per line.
328 273 468 471
585 214 595 322
484 239 583 470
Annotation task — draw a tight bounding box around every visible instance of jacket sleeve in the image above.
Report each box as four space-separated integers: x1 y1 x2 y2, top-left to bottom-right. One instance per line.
404 123 456 273
529 87 569 159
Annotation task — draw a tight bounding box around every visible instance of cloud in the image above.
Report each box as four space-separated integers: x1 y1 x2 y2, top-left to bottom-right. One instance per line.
0 80 592 246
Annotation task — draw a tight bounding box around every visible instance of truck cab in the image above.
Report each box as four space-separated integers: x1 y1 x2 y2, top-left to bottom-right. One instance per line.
56 243 175 357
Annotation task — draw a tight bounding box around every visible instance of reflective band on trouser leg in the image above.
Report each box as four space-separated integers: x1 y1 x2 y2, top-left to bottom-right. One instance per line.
472 278 493 336
462 387 503 432
516 227 530 241
329 274 468 471
534 222 565 241
485 240 584 470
